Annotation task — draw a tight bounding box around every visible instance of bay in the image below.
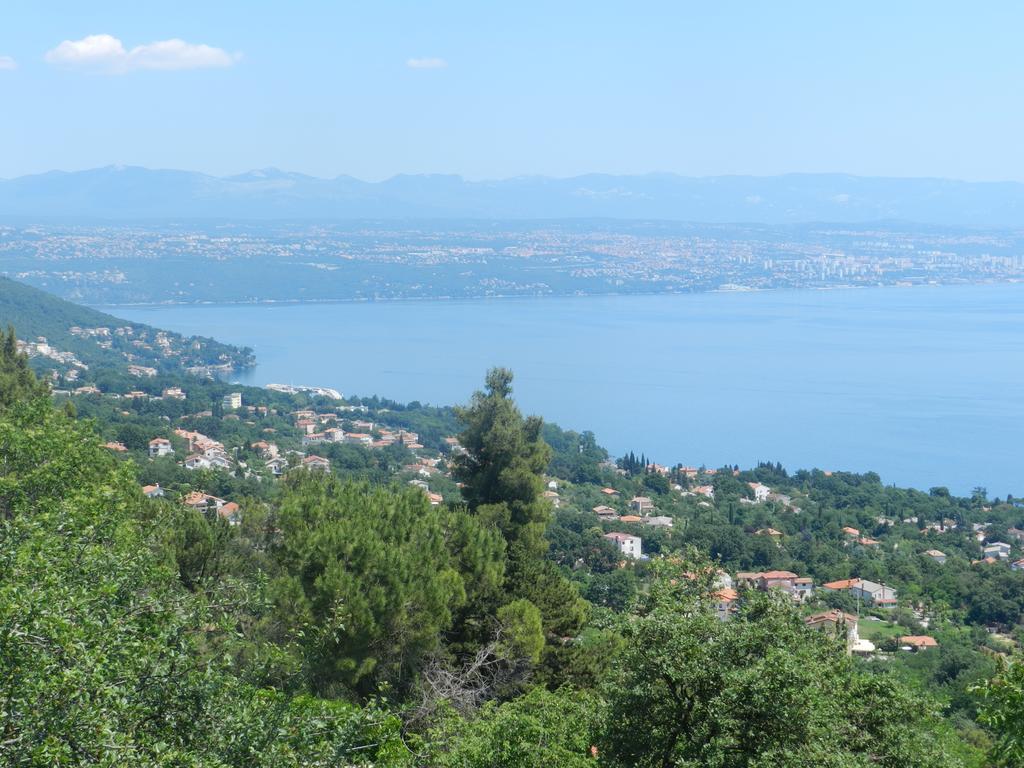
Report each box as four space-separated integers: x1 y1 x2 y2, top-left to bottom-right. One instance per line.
112 284 1024 497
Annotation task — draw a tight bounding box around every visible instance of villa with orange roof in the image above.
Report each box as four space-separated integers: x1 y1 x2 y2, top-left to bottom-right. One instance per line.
900 635 938 651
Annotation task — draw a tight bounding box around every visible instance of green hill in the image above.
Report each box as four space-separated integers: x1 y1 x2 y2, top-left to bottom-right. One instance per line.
0 276 253 382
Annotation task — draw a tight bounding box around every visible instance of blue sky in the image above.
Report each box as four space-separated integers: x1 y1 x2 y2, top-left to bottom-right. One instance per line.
1 1 1022 181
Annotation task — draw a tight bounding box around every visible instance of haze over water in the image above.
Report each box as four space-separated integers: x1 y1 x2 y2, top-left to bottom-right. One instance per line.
115 284 1024 497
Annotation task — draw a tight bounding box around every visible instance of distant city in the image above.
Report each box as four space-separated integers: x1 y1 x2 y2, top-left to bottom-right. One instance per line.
3 220 1024 305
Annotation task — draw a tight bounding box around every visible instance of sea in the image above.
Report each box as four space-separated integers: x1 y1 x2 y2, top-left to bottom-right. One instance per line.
113 283 1024 497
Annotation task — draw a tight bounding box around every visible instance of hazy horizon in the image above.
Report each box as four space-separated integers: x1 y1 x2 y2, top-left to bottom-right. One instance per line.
4 2 1024 182
8 164 1024 185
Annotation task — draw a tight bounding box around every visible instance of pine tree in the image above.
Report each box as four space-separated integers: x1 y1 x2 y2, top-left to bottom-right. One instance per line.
0 326 49 411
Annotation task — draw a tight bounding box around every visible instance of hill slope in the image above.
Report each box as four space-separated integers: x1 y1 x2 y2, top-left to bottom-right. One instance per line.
0 276 252 380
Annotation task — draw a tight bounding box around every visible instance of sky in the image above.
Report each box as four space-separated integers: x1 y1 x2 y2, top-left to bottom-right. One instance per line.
1 1 1023 181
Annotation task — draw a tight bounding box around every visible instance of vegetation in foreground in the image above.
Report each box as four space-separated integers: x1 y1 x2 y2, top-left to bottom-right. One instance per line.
3 327 1024 765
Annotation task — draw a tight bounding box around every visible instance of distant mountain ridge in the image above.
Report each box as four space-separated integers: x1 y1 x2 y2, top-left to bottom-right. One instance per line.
2 166 1024 226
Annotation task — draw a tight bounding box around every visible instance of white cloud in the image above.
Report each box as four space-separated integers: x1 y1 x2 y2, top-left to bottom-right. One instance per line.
0 55 16 71
45 34 240 73
406 57 447 70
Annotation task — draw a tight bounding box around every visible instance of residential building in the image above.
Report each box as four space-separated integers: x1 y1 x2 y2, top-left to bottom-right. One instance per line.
265 457 289 476
184 454 211 470
900 635 939 651
604 531 642 559
182 492 226 515
302 455 331 472
793 577 814 602
714 588 738 622
924 549 947 565
984 542 1012 560
593 505 619 520
218 501 241 525
222 392 242 410
853 579 897 607
748 482 771 503
644 515 674 528
630 496 654 514
148 438 174 458
757 570 798 592
141 483 164 498
693 485 715 499
805 610 863 654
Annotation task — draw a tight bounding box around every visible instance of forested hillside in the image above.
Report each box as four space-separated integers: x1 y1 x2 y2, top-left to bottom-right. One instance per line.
4 330 1024 766
0 275 252 379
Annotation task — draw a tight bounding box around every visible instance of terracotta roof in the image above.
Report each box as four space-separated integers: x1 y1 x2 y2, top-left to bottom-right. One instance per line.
805 609 857 626
900 635 938 648
760 570 798 579
822 578 861 590
604 531 636 542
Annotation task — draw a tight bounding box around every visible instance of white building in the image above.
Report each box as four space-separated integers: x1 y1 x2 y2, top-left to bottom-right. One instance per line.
222 392 242 410
748 482 771 503
793 577 814 602
630 496 654 514
142 483 164 498
604 531 642 559
853 579 897 607
924 549 947 565
148 438 174 458
984 542 1012 560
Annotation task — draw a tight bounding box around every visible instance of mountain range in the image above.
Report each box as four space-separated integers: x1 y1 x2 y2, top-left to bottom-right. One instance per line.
2 166 1024 226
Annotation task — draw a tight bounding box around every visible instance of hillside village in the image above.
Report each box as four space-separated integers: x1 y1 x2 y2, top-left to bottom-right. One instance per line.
55 364 1024 669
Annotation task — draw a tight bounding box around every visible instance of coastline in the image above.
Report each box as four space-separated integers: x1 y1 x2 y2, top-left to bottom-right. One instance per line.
89 276 1024 311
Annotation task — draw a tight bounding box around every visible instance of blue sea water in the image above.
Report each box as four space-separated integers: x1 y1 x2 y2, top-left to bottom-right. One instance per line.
113 284 1024 496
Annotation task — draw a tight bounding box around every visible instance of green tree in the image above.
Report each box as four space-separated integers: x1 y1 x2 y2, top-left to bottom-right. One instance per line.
0 326 48 412
975 657 1024 767
599 560 966 768
427 686 601 768
0 397 407 766
453 367 552 560
269 474 481 698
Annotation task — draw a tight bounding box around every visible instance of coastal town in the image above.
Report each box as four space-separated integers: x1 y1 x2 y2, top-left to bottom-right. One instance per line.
74 368 1024 665
5 220 1024 306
